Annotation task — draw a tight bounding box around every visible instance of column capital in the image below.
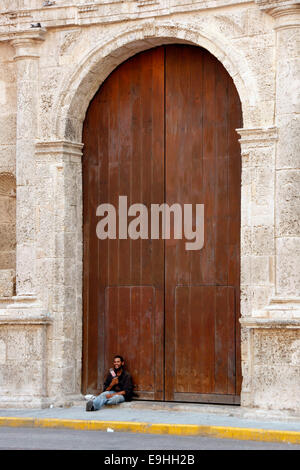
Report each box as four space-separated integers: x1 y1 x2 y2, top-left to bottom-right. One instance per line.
35 140 84 160
256 1 300 29
236 126 278 144
0 28 47 60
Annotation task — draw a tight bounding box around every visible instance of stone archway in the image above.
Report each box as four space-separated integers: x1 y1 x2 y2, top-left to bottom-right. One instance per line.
53 22 259 142
41 22 263 403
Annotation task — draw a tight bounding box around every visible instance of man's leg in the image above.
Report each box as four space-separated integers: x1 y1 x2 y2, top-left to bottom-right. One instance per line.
86 391 112 411
106 394 125 406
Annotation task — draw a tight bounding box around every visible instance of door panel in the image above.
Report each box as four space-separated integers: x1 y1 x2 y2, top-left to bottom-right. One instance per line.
82 47 165 399
82 45 242 403
164 45 242 402
174 286 236 400
105 286 162 399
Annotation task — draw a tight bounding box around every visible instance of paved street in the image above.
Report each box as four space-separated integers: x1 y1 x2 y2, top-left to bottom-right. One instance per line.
0 427 299 451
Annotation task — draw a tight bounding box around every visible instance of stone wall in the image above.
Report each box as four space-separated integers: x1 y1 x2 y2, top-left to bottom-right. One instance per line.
0 42 16 296
0 0 299 410
0 173 16 273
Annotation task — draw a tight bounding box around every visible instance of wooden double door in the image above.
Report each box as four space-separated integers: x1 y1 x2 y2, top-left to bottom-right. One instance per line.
82 45 242 403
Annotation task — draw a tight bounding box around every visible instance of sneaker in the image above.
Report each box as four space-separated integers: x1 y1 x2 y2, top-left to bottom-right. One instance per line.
84 394 96 401
86 400 94 412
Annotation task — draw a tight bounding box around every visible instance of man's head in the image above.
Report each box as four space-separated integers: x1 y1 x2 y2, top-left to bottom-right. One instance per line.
113 355 124 371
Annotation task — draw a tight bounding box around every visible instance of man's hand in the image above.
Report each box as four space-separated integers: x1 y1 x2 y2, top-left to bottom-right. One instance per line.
105 376 118 392
106 393 114 399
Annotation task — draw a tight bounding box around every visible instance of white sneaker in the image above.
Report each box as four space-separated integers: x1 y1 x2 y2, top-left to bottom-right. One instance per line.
84 394 96 401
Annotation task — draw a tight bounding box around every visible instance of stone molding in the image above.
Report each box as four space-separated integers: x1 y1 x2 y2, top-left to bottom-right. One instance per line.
0 1 252 30
242 296 300 322
0 295 52 325
35 140 84 160
256 0 300 10
0 313 52 325
8 29 46 41
78 4 99 14
237 126 278 144
240 318 300 328
0 28 46 42
236 126 278 162
10 30 46 60
256 1 300 29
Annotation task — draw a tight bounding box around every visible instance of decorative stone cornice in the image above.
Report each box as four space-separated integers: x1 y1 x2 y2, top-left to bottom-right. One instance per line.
236 127 278 144
0 1 260 31
255 1 300 29
256 0 300 11
0 313 52 325
240 317 300 328
0 295 52 324
78 4 99 14
241 297 300 326
0 28 46 43
1 28 47 60
35 140 84 160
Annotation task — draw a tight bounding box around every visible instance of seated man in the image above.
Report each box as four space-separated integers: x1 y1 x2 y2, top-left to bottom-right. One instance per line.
86 355 133 411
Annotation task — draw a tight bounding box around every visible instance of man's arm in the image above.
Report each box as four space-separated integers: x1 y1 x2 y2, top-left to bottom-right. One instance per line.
105 378 123 399
102 373 116 393
106 374 132 399
105 377 118 391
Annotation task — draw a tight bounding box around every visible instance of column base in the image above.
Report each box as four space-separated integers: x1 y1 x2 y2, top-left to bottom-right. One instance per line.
0 394 84 409
0 295 52 323
0 296 52 409
243 296 300 323
240 300 300 412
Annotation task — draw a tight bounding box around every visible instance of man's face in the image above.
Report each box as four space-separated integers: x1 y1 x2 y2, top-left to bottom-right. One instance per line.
113 357 123 371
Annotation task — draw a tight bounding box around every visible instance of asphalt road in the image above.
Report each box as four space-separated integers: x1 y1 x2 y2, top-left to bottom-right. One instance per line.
0 427 299 451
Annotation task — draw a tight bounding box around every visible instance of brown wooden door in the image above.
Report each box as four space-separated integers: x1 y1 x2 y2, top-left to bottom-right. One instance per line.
82 45 242 403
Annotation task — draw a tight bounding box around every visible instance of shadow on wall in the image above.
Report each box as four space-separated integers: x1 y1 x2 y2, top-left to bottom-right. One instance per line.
0 172 16 297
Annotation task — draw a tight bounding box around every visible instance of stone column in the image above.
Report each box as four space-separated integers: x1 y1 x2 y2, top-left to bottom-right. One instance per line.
272 4 300 304
259 2 300 311
0 30 52 409
237 126 278 407
35 140 84 403
10 29 46 299
240 1 300 411
237 127 278 319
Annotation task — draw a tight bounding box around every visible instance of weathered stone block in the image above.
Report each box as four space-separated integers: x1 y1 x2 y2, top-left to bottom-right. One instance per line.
276 170 300 237
0 269 14 297
276 237 300 296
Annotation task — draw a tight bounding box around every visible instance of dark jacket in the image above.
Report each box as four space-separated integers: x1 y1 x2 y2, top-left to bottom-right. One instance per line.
103 369 133 401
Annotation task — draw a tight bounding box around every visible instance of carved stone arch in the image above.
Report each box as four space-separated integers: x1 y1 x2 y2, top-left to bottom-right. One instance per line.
52 21 260 141
46 20 261 403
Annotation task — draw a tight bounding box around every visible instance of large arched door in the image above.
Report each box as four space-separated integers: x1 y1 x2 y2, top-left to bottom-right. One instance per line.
82 45 242 404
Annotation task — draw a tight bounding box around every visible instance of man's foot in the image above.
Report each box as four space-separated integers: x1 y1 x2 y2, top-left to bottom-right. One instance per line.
86 400 94 411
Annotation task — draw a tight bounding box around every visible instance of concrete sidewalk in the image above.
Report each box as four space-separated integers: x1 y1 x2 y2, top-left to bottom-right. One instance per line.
1 400 300 444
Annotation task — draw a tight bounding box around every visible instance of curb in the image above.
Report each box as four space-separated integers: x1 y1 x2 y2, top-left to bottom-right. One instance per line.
0 417 300 444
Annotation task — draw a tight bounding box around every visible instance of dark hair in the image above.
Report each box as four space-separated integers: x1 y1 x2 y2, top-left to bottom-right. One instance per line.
114 355 124 362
